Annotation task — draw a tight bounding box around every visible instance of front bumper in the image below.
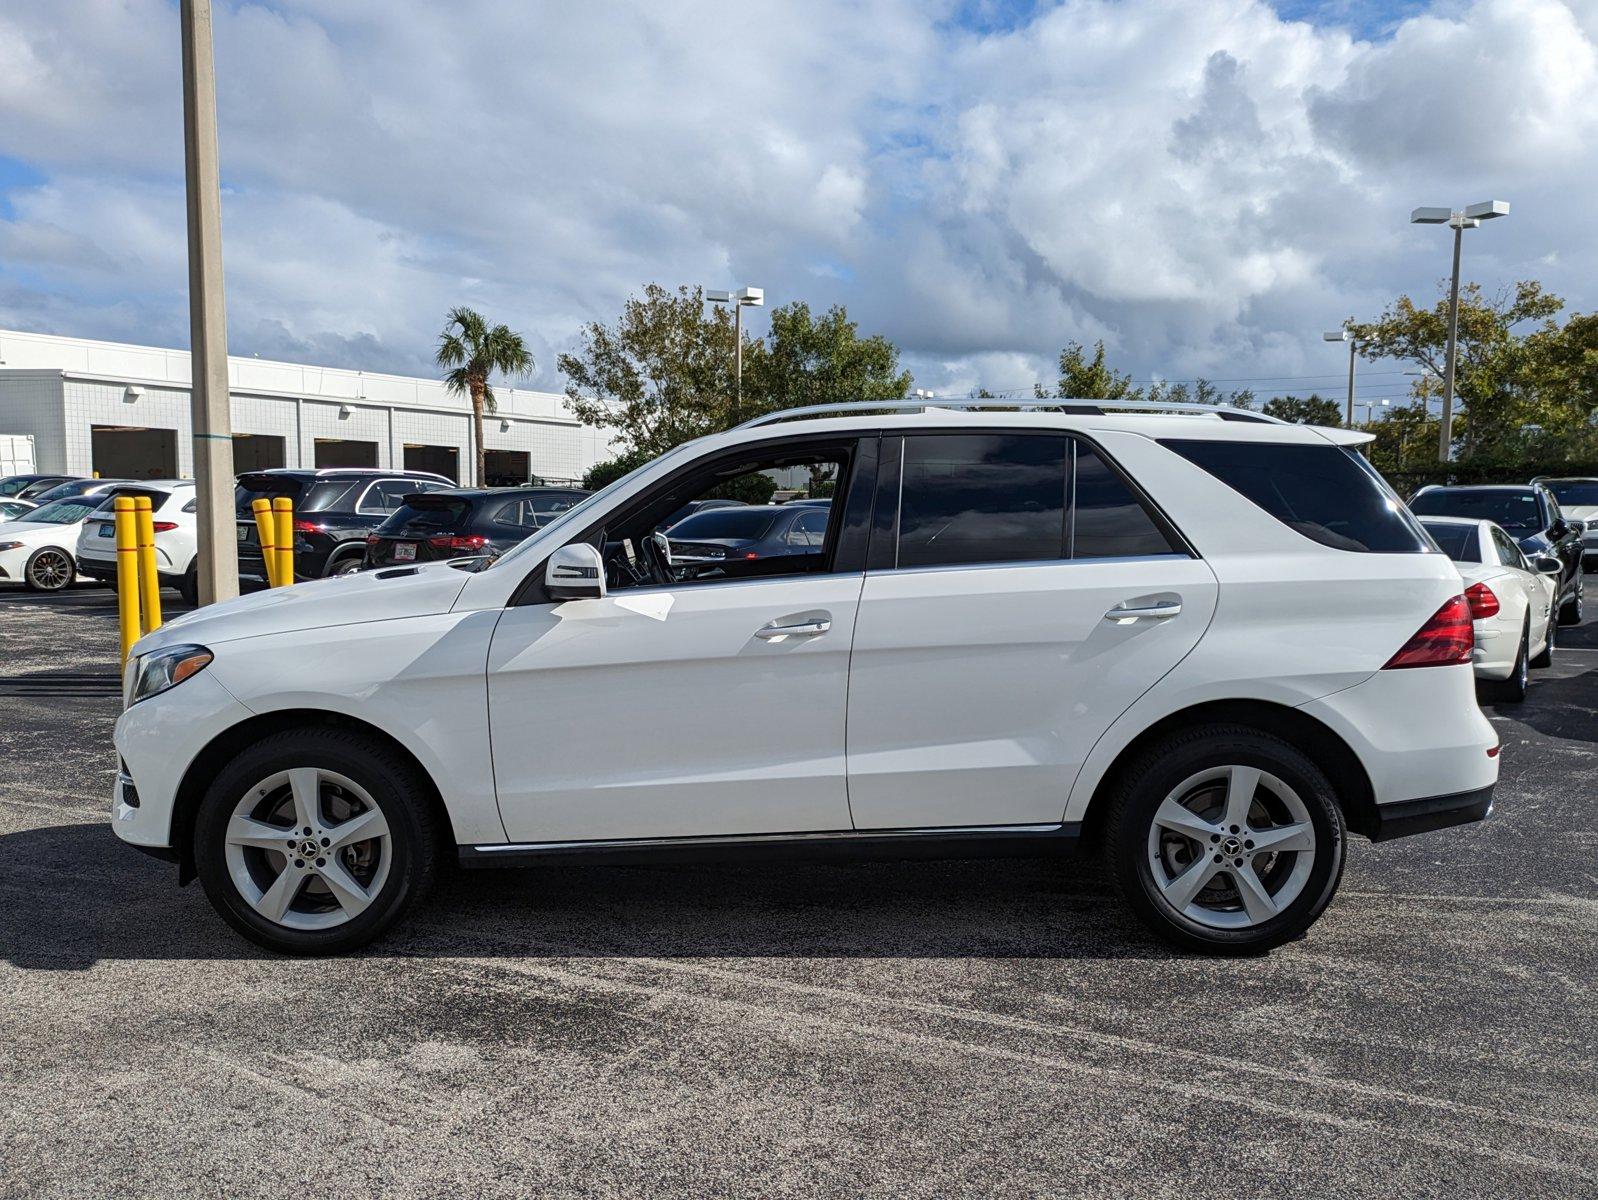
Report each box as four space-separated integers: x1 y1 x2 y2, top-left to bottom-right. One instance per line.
1368 785 1494 841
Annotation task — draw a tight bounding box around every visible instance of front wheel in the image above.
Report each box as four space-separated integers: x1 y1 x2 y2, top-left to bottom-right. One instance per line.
23 546 75 591
1530 615 1555 669
1559 579 1583 626
193 728 440 954
1104 726 1346 955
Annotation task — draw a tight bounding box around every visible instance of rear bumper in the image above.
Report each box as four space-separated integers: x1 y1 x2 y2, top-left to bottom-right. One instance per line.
1369 785 1494 842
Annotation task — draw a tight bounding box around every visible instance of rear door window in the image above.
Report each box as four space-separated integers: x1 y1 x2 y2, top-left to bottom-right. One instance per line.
1163 439 1431 553
1071 444 1180 559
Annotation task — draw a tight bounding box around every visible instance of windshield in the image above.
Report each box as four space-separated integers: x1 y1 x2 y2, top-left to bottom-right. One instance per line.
23 498 102 525
487 441 700 571
1410 489 1543 531
667 508 779 540
1544 481 1598 507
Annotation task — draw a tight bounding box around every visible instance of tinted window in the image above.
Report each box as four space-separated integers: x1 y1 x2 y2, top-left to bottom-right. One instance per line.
20 499 100 525
1072 445 1179 559
1165 440 1430 553
898 434 1067 568
1420 521 1480 563
1492 527 1526 569
1409 488 1544 533
379 498 472 536
668 508 781 540
1544 481 1598 507
358 480 417 514
788 509 829 547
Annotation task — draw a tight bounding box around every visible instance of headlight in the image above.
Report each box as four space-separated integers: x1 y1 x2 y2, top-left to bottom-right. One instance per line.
0 542 22 552
127 643 213 707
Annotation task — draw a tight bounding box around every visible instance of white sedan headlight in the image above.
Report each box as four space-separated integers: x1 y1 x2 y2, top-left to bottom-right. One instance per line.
127 643 213 707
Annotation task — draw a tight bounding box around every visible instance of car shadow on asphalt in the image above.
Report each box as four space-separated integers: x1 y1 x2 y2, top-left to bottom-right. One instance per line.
0 822 1173 969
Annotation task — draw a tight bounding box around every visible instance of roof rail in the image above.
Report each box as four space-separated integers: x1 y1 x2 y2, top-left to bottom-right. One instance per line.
733 397 1284 430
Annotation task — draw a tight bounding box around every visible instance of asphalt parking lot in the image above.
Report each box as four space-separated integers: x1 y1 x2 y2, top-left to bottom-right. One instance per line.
1 586 1594 1198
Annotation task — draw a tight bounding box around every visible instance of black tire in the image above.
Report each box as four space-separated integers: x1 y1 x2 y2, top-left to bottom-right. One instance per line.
177 563 198 606
193 727 440 955
327 553 364 577
23 546 75 591
1486 626 1530 704
1530 615 1554 669
1104 725 1346 955
1558 579 1583 626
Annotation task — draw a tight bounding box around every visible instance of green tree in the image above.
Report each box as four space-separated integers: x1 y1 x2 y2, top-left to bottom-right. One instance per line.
1263 394 1342 425
744 301 912 414
559 284 749 458
1045 340 1143 400
436 307 535 486
1347 280 1564 459
581 447 653 492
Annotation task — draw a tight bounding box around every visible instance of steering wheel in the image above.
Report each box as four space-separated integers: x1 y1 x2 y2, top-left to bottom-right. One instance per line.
635 531 677 586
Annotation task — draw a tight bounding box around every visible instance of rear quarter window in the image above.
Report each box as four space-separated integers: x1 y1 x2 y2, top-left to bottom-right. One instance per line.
1161 439 1431 554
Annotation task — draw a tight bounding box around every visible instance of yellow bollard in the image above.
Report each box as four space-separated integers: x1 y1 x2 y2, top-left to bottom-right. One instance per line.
251 498 280 587
134 495 162 633
272 496 294 587
114 496 141 668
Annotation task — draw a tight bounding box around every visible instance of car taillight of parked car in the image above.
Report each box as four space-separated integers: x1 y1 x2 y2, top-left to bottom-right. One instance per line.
293 519 322 534
1383 594 1474 669
1464 582 1500 619
152 521 178 533
428 535 488 551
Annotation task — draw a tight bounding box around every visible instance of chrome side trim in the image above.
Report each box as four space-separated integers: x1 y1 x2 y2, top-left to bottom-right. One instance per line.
471 823 1065 855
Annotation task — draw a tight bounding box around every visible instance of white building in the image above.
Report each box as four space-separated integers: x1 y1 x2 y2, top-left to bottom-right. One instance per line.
0 329 613 485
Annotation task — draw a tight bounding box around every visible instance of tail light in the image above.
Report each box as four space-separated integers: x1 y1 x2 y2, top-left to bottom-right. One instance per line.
1464 582 1499 619
428 535 488 551
1383 594 1473 669
366 535 380 545
151 521 178 533
292 519 322 533
742 551 760 560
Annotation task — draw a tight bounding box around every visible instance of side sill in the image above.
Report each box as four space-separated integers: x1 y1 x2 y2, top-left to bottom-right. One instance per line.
459 823 1084 869
1368 786 1494 843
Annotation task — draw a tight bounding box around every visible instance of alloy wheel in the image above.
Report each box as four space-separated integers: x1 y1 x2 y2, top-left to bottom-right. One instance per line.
1145 764 1317 930
223 767 391 931
28 549 72 590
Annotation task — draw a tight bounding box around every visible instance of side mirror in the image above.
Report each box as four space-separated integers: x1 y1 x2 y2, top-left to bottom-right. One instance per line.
545 542 606 600
1536 555 1563 576
1550 518 1569 537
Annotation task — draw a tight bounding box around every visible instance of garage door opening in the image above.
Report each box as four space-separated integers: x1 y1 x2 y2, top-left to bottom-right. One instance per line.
403 444 460 483
313 438 378 469
484 449 531 487
92 425 178 480
233 434 285 473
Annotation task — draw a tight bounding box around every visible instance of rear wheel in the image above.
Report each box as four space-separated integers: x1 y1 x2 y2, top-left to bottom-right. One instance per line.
1530 614 1554 669
328 553 364 577
193 728 440 954
1105 726 1345 954
23 546 74 591
177 563 198 606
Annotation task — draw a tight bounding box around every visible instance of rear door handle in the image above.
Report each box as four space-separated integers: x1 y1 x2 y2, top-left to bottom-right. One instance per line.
755 617 831 640
1104 601 1182 622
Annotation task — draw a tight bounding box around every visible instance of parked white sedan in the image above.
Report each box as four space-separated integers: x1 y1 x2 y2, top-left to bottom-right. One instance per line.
1419 516 1559 702
0 495 111 590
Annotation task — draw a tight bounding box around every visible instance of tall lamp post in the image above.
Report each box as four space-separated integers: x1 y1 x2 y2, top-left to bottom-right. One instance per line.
1410 200 1509 462
1323 328 1359 426
705 286 764 423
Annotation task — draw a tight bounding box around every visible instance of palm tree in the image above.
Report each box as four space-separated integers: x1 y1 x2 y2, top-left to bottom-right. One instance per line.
436 307 534 486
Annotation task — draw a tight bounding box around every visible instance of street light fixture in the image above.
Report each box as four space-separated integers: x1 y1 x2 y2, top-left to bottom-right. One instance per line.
1410 199 1510 462
1323 328 1358 427
704 285 764 422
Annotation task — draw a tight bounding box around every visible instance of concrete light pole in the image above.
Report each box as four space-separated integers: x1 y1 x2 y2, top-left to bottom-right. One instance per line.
705 286 764 423
1323 329 1358 426
180 0 238 603
1410 201 1510 463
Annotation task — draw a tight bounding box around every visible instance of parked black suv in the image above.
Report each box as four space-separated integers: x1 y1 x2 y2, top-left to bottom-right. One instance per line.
1410 482 1585 623
235 468 454 587
363 486 588 569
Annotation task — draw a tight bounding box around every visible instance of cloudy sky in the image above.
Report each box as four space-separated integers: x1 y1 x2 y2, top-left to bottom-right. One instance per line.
0 0 1593 406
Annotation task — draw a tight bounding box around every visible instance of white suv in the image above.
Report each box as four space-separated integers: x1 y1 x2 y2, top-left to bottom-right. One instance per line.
75 481 200 603
110 402 1498 955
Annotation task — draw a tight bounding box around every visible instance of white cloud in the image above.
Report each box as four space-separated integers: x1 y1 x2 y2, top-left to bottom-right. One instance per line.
0 0 1594 399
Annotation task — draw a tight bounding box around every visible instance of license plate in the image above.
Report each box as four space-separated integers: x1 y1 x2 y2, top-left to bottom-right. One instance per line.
237 524 252 543
394 542 416 561
97 523 114 538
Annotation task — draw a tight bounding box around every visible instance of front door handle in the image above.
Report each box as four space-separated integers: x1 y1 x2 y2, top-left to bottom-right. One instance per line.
1104 600 1182 622
755 617 832 640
